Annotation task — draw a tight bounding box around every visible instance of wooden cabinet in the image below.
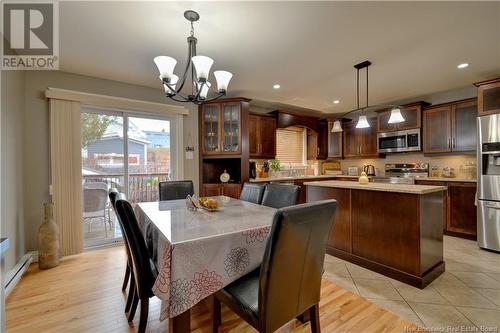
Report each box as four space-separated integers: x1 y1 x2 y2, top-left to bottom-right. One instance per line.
377 102 426 132
201 183 241 199
475 77 500 116
415 180 477 239
423 99 477 154
447 182 477 237
306 121 328 160
201 101 243 155
327 122 343 158
249 114 276 159
307 130 318 160
343 118 378 158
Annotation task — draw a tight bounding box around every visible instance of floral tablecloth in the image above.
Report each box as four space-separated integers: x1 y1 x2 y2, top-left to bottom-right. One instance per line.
135 198 277 321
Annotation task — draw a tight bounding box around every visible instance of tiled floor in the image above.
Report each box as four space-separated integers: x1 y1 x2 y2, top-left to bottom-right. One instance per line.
323 236 500 330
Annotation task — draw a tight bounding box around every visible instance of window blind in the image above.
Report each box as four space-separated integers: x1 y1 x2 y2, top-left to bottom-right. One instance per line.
276 127 305 164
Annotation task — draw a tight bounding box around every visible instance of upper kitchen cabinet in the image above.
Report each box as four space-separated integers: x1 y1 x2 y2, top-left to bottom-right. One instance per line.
249 113 277 159
475 77 500 116
307 121 328 160
328 121 343 159
423 98 477 154
377 102 429 132
199 98 250 156
343 118 379 158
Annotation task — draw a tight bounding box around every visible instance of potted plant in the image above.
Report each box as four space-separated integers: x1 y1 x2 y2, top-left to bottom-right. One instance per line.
269 159 282 176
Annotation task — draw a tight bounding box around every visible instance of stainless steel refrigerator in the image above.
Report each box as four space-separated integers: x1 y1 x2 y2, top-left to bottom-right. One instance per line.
477 114 500 252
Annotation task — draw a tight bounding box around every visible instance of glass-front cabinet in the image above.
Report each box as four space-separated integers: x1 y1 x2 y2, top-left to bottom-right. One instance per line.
201 102 241 155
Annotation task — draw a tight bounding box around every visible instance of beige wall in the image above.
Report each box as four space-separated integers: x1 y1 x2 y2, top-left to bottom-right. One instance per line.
22 71 199 252
1 71 26 273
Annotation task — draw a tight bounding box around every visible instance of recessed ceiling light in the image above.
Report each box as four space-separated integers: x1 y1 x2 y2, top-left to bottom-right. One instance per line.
273 84 280 89
333 100 340 104
457 63 469 69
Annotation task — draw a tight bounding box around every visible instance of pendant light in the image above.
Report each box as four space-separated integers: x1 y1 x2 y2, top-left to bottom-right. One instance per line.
356 115 370 128
331 120 343 132
356 61 370 129
388 107 405 123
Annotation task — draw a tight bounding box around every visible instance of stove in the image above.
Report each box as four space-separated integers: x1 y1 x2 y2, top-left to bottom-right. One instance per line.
384 163 429 178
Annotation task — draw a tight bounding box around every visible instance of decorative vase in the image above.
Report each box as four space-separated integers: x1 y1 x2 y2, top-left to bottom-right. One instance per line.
38 202 60 269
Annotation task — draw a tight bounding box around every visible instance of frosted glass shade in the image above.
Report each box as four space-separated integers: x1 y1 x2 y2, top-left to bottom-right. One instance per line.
214 70 233 92
356 115 370 128
154 56 177 81
195 81 211 99
191 55 214 80
331 120 343 132
388 107 405 124
163 74 179 95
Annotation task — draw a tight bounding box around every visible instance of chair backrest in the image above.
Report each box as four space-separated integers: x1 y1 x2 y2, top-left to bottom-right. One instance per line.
83 187 108 212
239 182 266 204
158 180 194 201
260 183 300 209
108 188 133 268
258 200 337 333
114 193 156 298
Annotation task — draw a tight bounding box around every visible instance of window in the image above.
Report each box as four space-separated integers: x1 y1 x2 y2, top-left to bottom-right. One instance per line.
276 127 306 165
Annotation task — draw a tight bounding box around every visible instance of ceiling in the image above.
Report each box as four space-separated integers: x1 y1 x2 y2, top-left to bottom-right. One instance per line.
59 1 500 114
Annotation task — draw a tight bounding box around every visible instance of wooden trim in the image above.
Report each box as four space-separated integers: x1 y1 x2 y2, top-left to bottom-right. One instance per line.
202 97 251 104
473 76 500 87
422 97 477 111
45 88 189 115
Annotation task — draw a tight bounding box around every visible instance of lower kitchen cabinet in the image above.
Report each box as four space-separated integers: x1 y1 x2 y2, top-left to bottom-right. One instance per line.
201 183 241 199
415 180 477 239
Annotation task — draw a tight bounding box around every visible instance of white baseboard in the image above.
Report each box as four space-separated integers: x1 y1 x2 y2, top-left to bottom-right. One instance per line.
4 252 33 297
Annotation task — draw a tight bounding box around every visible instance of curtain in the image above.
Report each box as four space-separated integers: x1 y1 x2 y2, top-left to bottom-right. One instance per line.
49 99 83 256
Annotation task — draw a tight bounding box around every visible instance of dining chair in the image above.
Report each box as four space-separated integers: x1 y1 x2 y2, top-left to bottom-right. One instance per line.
114 193 157 333
212 199 337 333
239 182 266 204
260 183 300 209
158 180 194 201
108 188 135 313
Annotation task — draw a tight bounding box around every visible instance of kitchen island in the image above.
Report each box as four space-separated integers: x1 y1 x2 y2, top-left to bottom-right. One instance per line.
306 180 447 288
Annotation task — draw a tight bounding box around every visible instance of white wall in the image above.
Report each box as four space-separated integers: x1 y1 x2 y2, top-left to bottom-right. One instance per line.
22 71 199 252
1 71 26 273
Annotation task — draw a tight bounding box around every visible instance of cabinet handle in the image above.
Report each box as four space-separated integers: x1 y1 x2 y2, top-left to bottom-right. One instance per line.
452 138 455 148
317 147 320 156
448 138 451 149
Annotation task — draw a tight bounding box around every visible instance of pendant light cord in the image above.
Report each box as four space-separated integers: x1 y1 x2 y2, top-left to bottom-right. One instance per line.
366 66 369 108
356 68 360 110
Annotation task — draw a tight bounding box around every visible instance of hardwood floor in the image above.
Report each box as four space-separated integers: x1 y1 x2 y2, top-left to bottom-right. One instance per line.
6 246 421 333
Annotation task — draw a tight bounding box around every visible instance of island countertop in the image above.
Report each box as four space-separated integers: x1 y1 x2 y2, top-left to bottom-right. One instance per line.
304 180 447 194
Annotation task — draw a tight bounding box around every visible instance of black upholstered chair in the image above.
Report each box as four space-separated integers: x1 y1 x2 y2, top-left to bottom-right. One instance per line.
260 183 300 209
239 183 266 204
108 189 136 315
115 193 157 333
213 200 337 333
158 180 194 201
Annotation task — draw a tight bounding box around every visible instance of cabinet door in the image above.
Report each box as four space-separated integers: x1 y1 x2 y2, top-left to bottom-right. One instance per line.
317 121 328 160
307 130 318 160
398 105 421 130
478 80 500 116
452 100 477 152
423 106 452 153
202 184 221 197
328 122 342 158
221 184 241 199
447 183 477 237
249 115 259 157
222 103 241 154
343 122 359 158
360 118 378 157
259 116 277 158
378 110 398 132
201 104 221 154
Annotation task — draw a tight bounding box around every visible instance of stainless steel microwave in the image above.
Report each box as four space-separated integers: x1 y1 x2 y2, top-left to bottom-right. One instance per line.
377 129 421 153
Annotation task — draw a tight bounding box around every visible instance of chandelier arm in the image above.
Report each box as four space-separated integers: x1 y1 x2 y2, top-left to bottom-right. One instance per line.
176 38 195 92
202 91 226 103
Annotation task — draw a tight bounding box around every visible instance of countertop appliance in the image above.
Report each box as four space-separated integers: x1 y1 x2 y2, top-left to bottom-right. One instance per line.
249 161 257 179
347 166 359 176
477 114 500 252
363 164 376 176
385 163 429 178
377 129 421 153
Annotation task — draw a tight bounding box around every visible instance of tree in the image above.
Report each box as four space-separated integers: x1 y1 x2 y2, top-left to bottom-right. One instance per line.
81 114 113 148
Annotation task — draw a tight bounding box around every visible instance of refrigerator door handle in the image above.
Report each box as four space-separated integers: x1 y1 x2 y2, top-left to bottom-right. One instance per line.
485 204 500 210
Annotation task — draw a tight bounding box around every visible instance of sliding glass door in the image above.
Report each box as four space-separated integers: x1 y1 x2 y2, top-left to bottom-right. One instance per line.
81 107 176 248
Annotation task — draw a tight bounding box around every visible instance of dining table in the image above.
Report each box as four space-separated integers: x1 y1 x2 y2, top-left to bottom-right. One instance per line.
135 196 278 332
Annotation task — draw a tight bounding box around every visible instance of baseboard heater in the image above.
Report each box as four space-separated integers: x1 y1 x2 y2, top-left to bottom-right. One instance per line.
4 252 33 297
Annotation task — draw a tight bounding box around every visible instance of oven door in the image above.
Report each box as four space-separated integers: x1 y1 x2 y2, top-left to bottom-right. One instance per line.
378 133 407 153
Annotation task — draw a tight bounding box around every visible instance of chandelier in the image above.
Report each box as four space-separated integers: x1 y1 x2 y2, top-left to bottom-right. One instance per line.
153 10 232 105
331 61 404 132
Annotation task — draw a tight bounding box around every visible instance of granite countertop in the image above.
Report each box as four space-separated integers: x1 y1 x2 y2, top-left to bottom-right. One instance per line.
415 177 477 183
249 175 341 183
304 180 447 195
